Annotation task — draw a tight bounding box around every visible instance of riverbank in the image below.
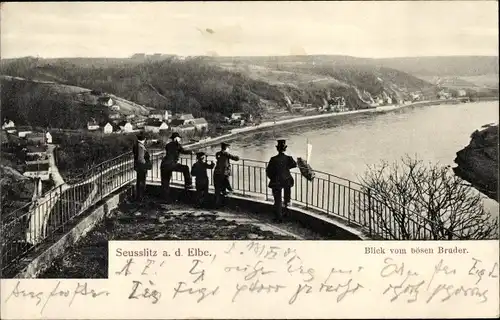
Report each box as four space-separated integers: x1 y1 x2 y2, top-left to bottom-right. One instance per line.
185 98 495 150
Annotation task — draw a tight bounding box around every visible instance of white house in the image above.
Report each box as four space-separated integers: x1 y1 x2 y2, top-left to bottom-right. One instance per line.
87 120 100 131
23 163 51 181
457 89 467 97
149 110 170 121
191 118 209 131
121 122 134 133
110 105 121 111
98 97 114 107
231 113 243 120
25 145 47 157
103 123 113 134
45 132 52 144
144 120 168 133
17 127 33 138
2 119 15 130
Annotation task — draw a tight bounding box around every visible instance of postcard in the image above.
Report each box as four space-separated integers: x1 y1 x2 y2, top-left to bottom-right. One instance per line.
1 1 498 319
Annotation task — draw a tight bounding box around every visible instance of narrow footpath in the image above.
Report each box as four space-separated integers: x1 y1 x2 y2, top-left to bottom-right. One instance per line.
47 144 65 186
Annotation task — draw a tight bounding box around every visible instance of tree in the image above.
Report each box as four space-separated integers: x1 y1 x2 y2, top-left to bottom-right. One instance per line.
356 155 498 240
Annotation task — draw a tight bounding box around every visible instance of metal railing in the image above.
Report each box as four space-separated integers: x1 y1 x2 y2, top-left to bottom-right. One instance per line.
2 148 461 274
1 152 136 274
147 150 459 240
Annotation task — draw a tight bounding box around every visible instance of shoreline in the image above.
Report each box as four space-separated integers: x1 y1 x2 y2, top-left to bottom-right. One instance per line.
185 98 498 150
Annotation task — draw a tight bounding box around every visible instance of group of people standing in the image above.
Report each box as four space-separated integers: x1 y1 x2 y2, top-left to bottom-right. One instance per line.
133 132 297 222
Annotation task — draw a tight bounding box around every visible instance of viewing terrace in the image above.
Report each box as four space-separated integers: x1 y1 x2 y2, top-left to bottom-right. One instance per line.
1 149 457 278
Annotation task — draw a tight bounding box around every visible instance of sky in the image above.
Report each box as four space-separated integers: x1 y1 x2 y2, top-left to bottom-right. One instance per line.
1 1 498 59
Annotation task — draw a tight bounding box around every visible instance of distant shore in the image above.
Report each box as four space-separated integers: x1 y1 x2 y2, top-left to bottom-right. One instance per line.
185 98 498 150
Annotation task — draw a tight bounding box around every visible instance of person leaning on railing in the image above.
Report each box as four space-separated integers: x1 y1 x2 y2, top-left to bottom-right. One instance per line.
266 139 297 223
132 131 152 203
213 142 239 207
191 152 215 208
160 132 194 202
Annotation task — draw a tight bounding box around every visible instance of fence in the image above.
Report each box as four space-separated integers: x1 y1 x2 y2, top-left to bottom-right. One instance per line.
1 152 135 274
147 150 458 240
2 149 460 275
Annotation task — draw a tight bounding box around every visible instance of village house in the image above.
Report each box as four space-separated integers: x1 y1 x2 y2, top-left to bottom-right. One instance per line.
457 89 467 97
45 132 52 144
110 104 121 111
144 119 169 133
109 112 122 122
149 110 171 121
126 114 136 120
98 96 114 107
23 163 51 181
133 118 146 129
26 133 46 145
87 120 100 131
2 119 17 134
438 90 452 100
175 113 195 122
191 118 209 131
231 113 243 121
2 119 15 130
25 145 47 157
169 119 186 127
171 124 196 134
25 153 49 165
118 121 135 133
17 126 33 138
103 122 114 134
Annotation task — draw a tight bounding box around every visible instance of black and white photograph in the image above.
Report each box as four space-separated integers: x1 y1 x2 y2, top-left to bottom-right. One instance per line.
1 1 498 280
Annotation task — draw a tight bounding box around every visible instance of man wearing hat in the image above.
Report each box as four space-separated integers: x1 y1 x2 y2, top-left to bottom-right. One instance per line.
213 142 240 207
191 152 215 207
132 131 151 202
161 132 194 200
266 139 297 222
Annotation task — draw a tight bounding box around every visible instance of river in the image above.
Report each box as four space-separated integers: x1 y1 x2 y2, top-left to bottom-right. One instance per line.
204 101 499 215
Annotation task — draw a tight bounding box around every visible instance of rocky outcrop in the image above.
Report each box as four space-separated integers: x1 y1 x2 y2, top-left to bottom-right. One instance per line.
454 124 498 201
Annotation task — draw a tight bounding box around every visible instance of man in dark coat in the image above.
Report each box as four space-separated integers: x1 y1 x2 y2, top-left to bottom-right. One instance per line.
191 152 215 207
213 142 239 206
132 131 151 202
266 139 297 222
161 132 193 200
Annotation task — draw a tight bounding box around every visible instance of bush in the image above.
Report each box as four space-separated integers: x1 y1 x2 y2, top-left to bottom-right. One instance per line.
357 155 499 240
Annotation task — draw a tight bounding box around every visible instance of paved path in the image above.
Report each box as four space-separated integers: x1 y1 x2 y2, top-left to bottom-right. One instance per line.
47 144 65 186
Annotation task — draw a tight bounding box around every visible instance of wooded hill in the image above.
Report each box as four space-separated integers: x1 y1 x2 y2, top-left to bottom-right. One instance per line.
1 56 440 129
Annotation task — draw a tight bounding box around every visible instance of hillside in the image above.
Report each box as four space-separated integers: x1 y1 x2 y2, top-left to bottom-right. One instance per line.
0 56 440 128
375 56 499 77
208 55 498 90
0 75 150 129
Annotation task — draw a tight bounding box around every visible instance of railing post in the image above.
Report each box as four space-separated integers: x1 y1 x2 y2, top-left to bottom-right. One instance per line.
242 160 246 196
264 162 269 201
367 188 372 237
327 175 331 214
305 179 309 209
347 181 351 224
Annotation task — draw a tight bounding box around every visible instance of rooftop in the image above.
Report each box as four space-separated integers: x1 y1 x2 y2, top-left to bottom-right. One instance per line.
25 162 50 172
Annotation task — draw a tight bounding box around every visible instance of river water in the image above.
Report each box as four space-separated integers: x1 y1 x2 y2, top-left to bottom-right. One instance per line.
204 101 499 215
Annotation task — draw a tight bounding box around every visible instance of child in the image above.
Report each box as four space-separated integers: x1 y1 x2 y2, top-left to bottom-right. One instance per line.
191 152 215 207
